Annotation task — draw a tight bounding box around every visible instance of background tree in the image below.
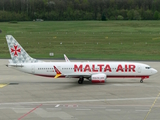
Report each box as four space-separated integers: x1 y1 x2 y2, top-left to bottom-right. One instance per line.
0 0 160 21
154 11 159 20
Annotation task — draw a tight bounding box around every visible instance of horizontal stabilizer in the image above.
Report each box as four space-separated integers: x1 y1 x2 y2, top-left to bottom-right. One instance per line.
8 59 13 63
6 64 24 67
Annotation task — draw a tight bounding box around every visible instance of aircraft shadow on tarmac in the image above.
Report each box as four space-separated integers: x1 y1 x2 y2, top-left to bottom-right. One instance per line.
6 79 151 90
6 78 150 85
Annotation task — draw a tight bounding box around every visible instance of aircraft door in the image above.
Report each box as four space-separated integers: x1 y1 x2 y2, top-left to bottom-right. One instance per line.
151 68 152 74
31 65 35 74
138 66 141 73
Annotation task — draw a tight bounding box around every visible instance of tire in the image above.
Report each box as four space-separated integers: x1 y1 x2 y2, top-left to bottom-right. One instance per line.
78 80 83 84
140 80 143 83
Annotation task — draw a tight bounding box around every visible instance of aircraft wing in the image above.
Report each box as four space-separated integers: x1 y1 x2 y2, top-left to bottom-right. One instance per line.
54 66 91 78
64 73 91 78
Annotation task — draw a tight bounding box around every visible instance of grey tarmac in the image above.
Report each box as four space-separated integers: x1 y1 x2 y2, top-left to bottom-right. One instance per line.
0 59 160 120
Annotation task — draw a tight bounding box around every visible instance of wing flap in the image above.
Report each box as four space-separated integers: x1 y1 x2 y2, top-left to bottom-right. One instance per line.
64 73 91 78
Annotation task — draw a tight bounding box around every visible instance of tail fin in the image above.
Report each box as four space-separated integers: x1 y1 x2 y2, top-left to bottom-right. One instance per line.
6 35 41 63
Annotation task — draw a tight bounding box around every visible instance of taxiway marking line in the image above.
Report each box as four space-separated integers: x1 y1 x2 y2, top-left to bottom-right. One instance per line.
18 104 42 120
0 84 8 88
85 107 106 108
13 108 33 110
76 109 91 111
144 92 160 120
55 104 60 107
0 97 160 105
105 109 121 111
136 110 149 112
46 108 61 110
0 107 33 109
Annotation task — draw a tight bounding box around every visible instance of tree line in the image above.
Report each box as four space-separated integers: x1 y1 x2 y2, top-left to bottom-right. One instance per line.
0 0 160 21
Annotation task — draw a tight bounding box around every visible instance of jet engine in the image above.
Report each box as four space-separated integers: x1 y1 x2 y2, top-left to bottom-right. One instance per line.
91 73 106 83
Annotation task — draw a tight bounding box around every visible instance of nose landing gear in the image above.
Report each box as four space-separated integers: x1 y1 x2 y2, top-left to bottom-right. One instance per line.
140 76 149 83
140 77 145 83
140 79 143 83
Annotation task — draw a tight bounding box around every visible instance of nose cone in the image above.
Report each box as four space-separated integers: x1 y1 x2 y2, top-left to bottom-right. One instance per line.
152 68 158 74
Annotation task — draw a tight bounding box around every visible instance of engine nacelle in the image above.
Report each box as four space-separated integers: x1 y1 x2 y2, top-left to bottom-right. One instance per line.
91 73 107 83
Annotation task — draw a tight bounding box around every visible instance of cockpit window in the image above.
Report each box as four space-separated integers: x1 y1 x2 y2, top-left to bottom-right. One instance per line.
145 67 151 69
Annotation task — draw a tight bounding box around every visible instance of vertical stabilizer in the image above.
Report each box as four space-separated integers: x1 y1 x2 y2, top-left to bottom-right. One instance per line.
6 35 41 63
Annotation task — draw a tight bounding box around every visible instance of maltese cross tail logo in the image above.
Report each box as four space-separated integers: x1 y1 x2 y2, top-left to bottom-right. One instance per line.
11 45 21 56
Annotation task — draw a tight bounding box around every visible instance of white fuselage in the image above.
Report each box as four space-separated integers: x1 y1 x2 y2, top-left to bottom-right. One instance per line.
10 61 157 79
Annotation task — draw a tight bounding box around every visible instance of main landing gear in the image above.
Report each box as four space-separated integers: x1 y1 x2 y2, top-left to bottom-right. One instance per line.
78 77 84 84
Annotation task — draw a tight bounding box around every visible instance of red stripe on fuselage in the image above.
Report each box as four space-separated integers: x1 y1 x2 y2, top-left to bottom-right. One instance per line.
34 74 149 79
107 76 149 78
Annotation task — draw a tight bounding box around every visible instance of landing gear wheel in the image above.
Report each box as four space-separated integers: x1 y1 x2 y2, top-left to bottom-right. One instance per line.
78 80 83 84
140 79 143 83
78 77 84 84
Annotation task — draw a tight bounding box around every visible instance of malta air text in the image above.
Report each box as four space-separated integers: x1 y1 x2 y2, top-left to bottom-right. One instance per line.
74 64 136 72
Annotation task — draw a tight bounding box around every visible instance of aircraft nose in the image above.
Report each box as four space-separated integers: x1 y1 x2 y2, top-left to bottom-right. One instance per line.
152 68 158 74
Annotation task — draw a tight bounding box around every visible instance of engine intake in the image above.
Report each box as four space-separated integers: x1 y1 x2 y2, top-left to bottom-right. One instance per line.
91 73 106 83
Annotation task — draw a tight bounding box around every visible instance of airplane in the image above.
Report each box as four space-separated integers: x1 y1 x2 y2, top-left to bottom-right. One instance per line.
6 35 158 84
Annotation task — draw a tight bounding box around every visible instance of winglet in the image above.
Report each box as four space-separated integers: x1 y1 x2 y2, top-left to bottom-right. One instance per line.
54 66 62 78
64 54 70 62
